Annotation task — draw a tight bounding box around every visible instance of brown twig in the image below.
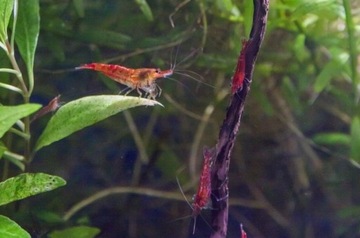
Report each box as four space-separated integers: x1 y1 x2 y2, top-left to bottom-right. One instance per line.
62 185 263 222
209 0 269 237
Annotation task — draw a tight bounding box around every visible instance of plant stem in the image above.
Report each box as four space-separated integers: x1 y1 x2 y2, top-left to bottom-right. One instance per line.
5 41 28 96
197 0 208 50
342 0 359 105
4 40 32 165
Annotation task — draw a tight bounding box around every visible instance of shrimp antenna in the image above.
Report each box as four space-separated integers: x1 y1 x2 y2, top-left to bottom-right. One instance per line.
176 177 194 211
175 48 202 68
173 71 215 88
170 45 181 70
162 76 195 95
37 68 78 74
175 177 214 235
176 177 199 234
168 0 191 28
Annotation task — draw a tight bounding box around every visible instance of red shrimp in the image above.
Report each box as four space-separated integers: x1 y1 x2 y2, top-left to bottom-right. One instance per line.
31 95 61 122
231 39 250 94
76 63 173 99
192 147 214 219
177 147 215 234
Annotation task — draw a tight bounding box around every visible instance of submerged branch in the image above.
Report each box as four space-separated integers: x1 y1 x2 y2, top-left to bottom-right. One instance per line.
209 0 269 237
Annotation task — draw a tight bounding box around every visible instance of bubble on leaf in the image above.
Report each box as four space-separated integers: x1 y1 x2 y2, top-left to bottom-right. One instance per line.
31 187 41 194
44 184 53 191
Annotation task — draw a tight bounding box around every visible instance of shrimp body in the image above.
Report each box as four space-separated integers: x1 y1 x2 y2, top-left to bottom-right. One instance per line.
76 63 173 98
31 95 61 122
192 153 212 216
231 39 250 94
191 147 215 233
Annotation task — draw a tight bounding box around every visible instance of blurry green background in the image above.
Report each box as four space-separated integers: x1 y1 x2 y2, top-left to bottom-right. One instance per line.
1 0 360 237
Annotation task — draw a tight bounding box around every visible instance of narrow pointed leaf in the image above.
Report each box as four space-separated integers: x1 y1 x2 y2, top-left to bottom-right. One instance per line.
0 104 41 138
0 0 14 43
0 173 66 206
313 59 342 93
0 215 30 238
49 226 100 238
312 132 351 146
14 0 39 85
134 0 153 21
35 95 163 151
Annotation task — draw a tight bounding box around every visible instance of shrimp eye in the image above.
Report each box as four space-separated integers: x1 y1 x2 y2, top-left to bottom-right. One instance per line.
155 68 161 73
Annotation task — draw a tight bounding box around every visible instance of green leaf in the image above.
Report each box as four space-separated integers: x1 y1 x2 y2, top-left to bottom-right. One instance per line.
49 226 100 238
0 173 66 206
0 0 14 43
41 19 132 50
0 215 30 238
243 0 254 36
351 116 360 161
134 0 153 21
312 132 351 146
77 27 132 49
313 58 344 93
0 104 41 138
14 0 39 91
34 210 64 224
214 0 242 22
73 0 85 18
292 0 343 21
293 34 309 62
35 95 163 151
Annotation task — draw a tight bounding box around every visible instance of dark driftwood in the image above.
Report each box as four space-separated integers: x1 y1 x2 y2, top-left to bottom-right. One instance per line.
209 0 269 237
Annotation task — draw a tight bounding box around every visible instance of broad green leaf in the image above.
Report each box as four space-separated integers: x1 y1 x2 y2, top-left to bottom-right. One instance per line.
351 116 360 161
0 173 66 206
134 0 153 21
35 95 163 151
0 215 30 238
0 0 14 43
14 0 39 92
49 226 100 238
0 104 41 138
312 132 351 146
